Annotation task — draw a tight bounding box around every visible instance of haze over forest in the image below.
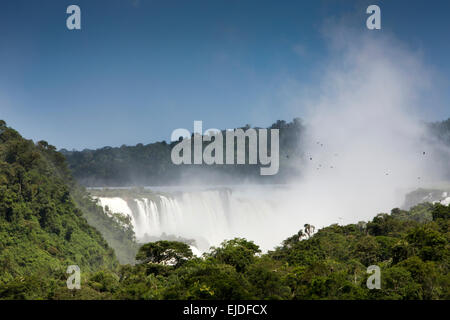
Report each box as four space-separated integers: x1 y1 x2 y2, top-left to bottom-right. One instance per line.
1 0 449 301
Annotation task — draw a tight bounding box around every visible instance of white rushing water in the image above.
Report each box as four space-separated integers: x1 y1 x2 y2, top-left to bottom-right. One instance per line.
95 185 450 253
95 186 301 252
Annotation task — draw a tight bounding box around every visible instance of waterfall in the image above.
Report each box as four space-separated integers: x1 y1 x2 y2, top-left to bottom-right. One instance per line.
94 185 450 253
95 188 278 252
93 185 450 252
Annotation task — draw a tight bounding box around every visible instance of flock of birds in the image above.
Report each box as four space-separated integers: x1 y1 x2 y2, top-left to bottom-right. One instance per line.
297 143 430 226
287 141 429 181
306 141 341 171
280 140 440 226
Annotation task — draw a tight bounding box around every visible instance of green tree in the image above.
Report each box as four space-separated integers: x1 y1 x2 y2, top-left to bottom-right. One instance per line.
136 241 193 267
208 238 261 273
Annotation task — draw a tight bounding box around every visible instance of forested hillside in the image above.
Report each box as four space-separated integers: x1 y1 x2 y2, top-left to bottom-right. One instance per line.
62 118 450 187
61 119 305 186
1 119 448 300
0 120 137 298
15 202 446 300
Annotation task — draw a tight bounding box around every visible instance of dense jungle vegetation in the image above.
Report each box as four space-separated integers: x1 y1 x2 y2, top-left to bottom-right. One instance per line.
61 118 450 187
46 202 448 300
61 119 305 186
0 119 449 299
0 120 136 299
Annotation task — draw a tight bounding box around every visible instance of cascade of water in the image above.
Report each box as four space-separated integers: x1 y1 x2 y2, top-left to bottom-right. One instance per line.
96 185 450 253
95 189 277 252
97 197 137 229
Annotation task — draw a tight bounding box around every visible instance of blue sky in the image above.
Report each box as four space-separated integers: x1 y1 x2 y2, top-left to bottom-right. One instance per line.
0 0 449 150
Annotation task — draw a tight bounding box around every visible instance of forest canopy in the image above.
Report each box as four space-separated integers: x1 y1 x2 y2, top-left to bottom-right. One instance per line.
61 118 450 187
0 119 449 300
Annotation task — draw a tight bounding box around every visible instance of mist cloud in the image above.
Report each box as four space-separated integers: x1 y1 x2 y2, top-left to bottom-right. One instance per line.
279 29 448 227
96 27 450 253
238 29 450 250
